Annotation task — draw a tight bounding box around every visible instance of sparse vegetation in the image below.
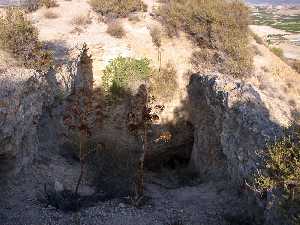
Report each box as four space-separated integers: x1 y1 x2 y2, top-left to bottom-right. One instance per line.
157 0 253 77
291 60 300 73
40 0 58 8
128 14 140 23
271 47 284 59
89 0 147 18
252 32 264 45
71 13 92 27
102 57 151 98
150 26 162 70
190 49 215 71
0 8 53 70
106 22 125 38
150 63 178 100
44 10 59 19
254 125 300 225
150 26 162 49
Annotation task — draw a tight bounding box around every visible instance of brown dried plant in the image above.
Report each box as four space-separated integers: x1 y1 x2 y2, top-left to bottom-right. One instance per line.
127 84 166 205
63 44 102 196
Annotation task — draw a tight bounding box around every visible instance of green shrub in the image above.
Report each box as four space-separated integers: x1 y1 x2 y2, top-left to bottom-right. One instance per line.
89 0 147 18
106 22 125 38
271 47 284 58
255 125 300 224
157 0 252 77
0 8 53 70
102 57 151 97
150 63 178 100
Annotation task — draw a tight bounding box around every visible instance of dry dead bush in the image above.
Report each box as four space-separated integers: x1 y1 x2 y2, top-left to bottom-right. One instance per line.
150 26 162 48
71 13 92 27
89 0 147 18
106 22 125 38
190 49 214 71
271 47 284 59
0 8 53 70
150 63 178 100
291 60 300 73
252 32 264 45
40 0 58 8
157 0 253 78
44 10 59 19
128 14 140 23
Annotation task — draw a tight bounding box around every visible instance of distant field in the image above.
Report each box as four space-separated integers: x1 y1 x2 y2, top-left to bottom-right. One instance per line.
251 8 300 33
0 0 25 6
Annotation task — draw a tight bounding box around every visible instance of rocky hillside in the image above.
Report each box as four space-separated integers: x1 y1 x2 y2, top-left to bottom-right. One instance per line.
0 0 299 225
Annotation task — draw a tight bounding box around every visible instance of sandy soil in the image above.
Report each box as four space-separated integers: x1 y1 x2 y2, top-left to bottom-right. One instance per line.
28 0 195 121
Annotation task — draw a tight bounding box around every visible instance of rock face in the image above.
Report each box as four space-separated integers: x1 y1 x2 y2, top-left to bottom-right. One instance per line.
0 68 59 175
188 73 284 184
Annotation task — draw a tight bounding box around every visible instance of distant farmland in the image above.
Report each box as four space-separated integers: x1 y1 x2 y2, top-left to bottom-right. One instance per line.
0 0 26 6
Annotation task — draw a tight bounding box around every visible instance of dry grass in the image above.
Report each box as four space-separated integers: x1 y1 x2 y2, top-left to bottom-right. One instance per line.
89 0 147 18
0 8 53 70
271 47 284 59
291 60 300 73
71 13 92 27
40 0 59 8
150 63 178 100
128 14 140 23
106 22 125 38
44 10 59 19
252 32 264 45
190 49 214 71
150 26 162 48
157 0 253 78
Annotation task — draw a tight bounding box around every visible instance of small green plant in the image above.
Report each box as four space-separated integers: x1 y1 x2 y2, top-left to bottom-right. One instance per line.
271 47 284 59
102 57 151 98
254 125 300 224
0 8 53 70
89 0 147 18
106 22 125 38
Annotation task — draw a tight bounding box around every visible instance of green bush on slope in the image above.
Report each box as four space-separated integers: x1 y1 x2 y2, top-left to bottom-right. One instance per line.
102 57 151 97
0 8 53 70
255 125 300 224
